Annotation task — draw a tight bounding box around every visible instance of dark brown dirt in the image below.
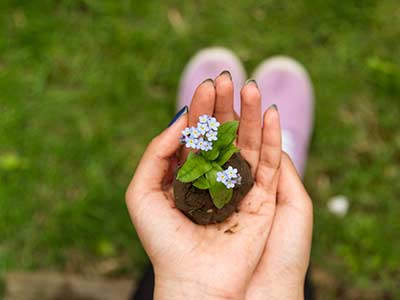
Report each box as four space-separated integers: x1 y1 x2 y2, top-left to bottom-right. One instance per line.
173 153 254 225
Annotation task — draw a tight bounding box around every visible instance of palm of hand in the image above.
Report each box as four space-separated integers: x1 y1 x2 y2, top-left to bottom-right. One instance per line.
126 74 312 300
134 177 276 297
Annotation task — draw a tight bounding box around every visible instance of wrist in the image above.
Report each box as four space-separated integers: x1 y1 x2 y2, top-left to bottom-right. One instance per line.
245 280 304 300
154 275 242 300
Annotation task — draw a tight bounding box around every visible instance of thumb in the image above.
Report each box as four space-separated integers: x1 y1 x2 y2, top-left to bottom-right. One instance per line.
268 152 313 274
128 107 188 194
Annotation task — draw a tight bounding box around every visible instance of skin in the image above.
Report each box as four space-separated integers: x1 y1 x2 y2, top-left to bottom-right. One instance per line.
125 73 313 300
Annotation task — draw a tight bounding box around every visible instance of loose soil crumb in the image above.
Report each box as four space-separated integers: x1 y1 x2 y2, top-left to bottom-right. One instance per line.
173 153 254 225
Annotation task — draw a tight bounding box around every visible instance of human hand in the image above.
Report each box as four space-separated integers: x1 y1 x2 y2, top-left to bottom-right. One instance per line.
184 73 313 300
125 73 312 300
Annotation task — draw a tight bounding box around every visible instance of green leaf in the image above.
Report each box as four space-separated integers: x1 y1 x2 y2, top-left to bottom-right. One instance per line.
205 169 217 186
209 183 233 209
205 166 233 208
216 121 239 148
216 144 240 166
202 121 239 161
211 162 224 171
193 175 210 189
201 146 220 161
205 166 222 187
201 147 219 160
176 152 213 183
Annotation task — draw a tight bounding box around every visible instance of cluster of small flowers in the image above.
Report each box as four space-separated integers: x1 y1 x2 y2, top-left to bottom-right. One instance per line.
216 166 241 189
180 114 220 151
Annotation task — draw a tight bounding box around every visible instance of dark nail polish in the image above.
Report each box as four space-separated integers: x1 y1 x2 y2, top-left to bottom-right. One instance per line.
219 70 232 80
168 106 188 127
201 78 214 85
245 79 258 87
270 104 278 111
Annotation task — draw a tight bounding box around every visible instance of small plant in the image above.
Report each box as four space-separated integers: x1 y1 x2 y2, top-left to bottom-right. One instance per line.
176 115 241 209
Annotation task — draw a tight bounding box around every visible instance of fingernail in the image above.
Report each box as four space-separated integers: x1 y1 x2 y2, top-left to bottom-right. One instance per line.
270 104 278 111
201 78 214 85
168 106 188 127
219 70 232 80
245 79 258 87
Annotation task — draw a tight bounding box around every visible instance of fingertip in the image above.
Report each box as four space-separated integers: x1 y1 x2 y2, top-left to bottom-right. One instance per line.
279 152 313 213
169 109 188 130
201 78 215 86
165 112 188 144
281 152 301 180
168 106 188 127
263 104 281 131
214 71 236 123
215 74 233 98
189 80 216 126
151 112 188 155
197 78 216 96
240 83 261 106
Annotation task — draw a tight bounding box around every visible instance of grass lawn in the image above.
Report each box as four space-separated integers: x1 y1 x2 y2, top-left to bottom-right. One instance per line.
1 0 399 298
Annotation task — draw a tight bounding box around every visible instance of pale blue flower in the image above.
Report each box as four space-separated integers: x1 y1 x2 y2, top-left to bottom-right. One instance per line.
179 115 221 152
197 122 209 135
197 139 212 152
203 141 212 151
199 114 210 124
207 117 220 131
225 179 236 189
182 127 192 137
185 137 198 149
190 127 201 138
225 166 238 179
216 167 241 188
206 130 218 141
216 171 228 184
196 138 206 150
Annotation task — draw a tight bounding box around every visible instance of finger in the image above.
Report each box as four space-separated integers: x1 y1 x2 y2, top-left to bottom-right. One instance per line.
129 111 188 193
234 108 280 238
255 105 282 195
232 106 281 246
214 70 236 122
126 111 196 252
267 153 313 277
181 79 216 160
237 81 262 175
273 153 313 268
188 79 216 126
245 154 313 300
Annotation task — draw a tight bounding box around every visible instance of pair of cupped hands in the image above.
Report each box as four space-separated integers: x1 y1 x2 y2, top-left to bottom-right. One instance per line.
126 72 313 300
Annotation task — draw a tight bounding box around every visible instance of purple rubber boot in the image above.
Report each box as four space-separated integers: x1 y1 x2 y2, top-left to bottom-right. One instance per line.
252 56 314 177
177 47 246 112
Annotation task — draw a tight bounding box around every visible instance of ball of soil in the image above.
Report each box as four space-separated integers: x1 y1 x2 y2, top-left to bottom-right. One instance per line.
173 153 254 225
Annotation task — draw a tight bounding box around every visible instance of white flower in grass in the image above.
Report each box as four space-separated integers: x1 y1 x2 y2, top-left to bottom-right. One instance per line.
327 195 349 217
207 117 220 131
206 130 218 141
